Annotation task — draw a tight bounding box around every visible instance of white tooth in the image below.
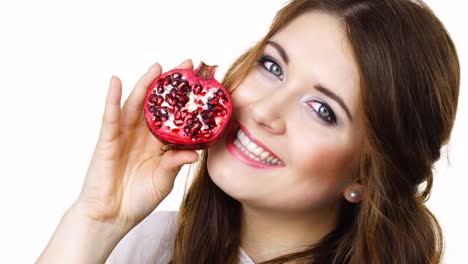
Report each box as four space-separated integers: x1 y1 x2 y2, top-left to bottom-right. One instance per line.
254 157 261 162
240 134 250 147
260 151 270 160
247 141 257 151
234 139 241 148
271 158 278 164
239 130 245 139
253 146 264 156
267 156 274 162
248 153 256 160
242 147 251 157
239 145 247 152
236 129 243 140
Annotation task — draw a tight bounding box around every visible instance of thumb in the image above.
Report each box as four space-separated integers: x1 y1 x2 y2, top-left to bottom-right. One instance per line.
154 150 199 197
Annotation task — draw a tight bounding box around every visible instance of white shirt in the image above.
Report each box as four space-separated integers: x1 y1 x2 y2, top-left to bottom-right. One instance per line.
106 211 254 264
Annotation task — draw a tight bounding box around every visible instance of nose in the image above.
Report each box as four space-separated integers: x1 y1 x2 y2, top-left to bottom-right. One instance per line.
248 94 286 135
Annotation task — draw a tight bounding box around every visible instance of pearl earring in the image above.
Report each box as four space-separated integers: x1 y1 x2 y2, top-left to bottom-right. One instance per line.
350 192 358 199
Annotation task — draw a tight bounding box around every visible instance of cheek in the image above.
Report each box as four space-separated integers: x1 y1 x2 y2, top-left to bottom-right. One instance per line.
296 141 356 179
280 139 358 207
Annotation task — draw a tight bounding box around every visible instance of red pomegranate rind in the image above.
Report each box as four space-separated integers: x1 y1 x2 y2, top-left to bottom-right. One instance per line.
144 62 233 150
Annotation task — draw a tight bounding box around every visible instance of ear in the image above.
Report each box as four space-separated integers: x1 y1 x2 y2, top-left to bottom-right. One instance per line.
343 181 364 203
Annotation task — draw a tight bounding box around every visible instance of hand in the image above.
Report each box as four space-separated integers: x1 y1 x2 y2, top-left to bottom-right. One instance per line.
74 59 198 232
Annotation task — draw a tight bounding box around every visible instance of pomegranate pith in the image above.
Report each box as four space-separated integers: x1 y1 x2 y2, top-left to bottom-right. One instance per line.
144 62 233 150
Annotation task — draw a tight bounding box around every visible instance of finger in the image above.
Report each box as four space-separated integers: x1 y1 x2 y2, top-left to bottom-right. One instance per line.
121 63 162 128
175 58 194 70
153 150 199 198
98 75 122 142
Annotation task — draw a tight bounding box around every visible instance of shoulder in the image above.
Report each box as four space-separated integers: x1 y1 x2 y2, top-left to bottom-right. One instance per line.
106 211 179 264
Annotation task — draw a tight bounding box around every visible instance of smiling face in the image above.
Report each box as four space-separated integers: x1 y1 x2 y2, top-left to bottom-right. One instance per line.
207 11 363 215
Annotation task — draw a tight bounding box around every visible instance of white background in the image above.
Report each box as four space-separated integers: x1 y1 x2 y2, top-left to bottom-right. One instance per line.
0 0 466 263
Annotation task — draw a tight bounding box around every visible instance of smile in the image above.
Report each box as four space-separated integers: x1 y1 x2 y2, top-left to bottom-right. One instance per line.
226 123 284 169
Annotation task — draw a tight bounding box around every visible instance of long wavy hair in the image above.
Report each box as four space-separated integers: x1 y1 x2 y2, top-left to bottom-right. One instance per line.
169 0 460 263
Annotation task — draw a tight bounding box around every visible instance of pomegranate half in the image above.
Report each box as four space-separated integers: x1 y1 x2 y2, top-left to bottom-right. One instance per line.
144 62 232 150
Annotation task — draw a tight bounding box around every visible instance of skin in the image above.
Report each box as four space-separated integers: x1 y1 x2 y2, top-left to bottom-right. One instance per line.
207 11 364 261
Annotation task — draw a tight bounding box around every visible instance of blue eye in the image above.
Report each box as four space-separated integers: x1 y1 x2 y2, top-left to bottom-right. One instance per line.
258 56 284 80
309 101 337 125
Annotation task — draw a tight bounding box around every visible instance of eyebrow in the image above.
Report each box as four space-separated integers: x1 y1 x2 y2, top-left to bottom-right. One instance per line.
314 84 353 122
266 40 289 64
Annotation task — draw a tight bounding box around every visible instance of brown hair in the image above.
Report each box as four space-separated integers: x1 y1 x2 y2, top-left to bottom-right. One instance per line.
170 0 460 263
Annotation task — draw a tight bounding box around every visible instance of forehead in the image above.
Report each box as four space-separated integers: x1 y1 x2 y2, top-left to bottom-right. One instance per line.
271 11 360 113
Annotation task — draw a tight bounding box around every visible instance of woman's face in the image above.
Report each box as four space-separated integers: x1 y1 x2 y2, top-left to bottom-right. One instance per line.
207 11 363 214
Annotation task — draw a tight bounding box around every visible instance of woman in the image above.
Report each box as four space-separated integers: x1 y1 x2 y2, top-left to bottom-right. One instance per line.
37 0 460 263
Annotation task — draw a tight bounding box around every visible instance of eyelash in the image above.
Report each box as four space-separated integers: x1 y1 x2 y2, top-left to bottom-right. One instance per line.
257 55 284 80
257 54 337 126
309 101 337 125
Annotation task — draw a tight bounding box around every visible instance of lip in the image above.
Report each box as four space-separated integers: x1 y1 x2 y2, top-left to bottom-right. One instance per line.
225 122 284 169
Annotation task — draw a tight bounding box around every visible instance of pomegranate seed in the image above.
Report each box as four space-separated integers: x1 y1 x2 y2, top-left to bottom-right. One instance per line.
192 123 201 132
180 110 188 119
170 89 177 98
205 118 216 125
171 79 181 87
200 130 212 139
163 76 171 85
157 85 164 94
178 80 189 89
156 96 164 106
174 119 184 127
201 110 213 118
166 96 176 106
217 109 227 117
172 72 182 79
177 102 185 108
183 85 191 93
149 105 158 113
149 94 158 104
193 84 203 95
154 121 162 128
174 111 181 120
213 105 224 112
179 96 189 104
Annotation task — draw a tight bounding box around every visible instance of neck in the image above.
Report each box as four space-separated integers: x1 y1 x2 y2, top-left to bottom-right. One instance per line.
240 203 339 263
